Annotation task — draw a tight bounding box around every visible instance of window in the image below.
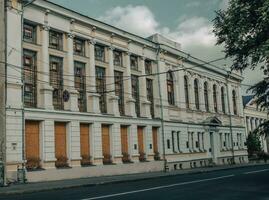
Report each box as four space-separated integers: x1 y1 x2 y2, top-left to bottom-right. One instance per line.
113 51 122 66
131 75 140 117
95 45 105 62
74 62 86 112
23 50 37 107
115 71 125 115
49 30 63 50
221 87 226 113
96 67 107 113
177 131 180 152
145 60 152 75
50 56 63 110
146 79 154 118
194 79 199 110
130 55 138 70
167 71 175 105
213 84 218 112
73 38 85 56
23 23 36 43
172 131 176 152
167 139 171 149
232 90 237 115
184 76 189 109
204 82 209 111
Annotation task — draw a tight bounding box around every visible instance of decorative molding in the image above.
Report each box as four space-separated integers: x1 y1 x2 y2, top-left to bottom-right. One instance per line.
41 25 50 31
67 33 75 39
88 38 96 45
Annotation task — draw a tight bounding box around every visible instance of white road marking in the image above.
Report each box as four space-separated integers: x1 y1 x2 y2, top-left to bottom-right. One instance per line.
81 174 235 200
244 169 269 174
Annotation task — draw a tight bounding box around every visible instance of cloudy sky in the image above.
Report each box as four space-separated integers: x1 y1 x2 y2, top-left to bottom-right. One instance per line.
53 0 262 94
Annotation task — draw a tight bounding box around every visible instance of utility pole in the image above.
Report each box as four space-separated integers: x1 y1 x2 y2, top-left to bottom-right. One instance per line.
0 0 8 186
156 46 167 172
226 71 235 164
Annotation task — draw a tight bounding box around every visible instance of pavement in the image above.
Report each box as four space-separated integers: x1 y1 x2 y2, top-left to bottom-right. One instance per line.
0 162 268 196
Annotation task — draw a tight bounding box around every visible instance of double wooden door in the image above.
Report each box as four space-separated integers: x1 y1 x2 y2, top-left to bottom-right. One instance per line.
25 121 40 160
55 122 67 158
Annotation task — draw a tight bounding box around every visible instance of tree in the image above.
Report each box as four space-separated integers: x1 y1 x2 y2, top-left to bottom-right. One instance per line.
246 133 261 156
213 0 269 136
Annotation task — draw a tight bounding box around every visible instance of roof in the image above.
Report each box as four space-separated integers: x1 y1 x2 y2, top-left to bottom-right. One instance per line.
242 95 254 107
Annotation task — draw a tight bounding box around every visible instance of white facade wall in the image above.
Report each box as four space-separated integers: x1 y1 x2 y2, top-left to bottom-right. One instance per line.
3 0 248 182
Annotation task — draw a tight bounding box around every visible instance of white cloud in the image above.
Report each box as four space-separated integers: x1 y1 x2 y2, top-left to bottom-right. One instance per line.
219 0 229 10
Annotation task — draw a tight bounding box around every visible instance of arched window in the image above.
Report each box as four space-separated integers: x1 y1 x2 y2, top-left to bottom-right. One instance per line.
213 84 218 112
167 71 175 105
204 82 209 111
184 76 189 109
221 87 226 113
194 79 199 110
232 90 237 115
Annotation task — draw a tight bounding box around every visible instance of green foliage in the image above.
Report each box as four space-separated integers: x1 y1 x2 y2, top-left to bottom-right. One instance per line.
213 0 269 71
213 0 269 137
246 133 261 156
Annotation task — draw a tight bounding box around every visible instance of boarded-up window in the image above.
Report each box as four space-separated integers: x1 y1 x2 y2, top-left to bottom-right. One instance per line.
137 127 144 154
55 122 67 159
102 125 111 163
152 127 158 154
25 121 40 160
121 126 128 154
80 124 90 158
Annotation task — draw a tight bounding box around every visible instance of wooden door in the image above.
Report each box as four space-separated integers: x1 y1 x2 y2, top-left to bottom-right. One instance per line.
152 127 158 153
80 124 90 158
121 126 128 154
137 127 144 154
55 122 67 158
102 125 110 157
25 121 40 160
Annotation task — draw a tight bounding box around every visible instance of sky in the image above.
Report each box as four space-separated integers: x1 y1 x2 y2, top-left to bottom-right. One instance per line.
52 0 263 94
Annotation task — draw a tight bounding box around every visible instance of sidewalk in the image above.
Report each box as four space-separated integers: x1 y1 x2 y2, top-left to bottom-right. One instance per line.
0 162 268 195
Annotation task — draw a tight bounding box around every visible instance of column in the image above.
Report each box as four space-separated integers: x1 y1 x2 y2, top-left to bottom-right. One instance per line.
139 57 151 118
208 82 214 112
39 25 54 110
199 79 206 111
251 117 256 131
111 123 122 163
145 125 154 161
106 46 120 116
224 86 229 114
69 121 81 167
64 33 79 112
86 39 100 113
130 124 139 162
189 76 195 110
124 52 136 117
216 85 222 113
92 122 103 165
227 84 233 115
42 120 56 169
246 117 251 134
177 72 186 109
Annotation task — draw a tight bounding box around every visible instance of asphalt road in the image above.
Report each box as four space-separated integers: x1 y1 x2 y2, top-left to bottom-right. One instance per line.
2 165 269 200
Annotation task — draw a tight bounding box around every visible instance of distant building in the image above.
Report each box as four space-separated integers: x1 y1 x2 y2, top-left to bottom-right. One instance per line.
1 0 248 183
243 95 268 153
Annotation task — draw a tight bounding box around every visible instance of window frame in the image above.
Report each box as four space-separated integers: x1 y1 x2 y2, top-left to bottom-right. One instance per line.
73 37 85 56
95 45 105 62
49 30 63 50
74 61 86 112
184 76 190 109
204 82 209 111
23 23 36 43
167 71 175 105
194 78 200 110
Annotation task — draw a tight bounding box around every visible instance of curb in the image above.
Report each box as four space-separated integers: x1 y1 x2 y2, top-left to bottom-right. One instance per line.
0 163 268 195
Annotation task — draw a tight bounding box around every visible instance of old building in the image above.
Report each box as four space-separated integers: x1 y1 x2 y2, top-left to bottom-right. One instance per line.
243 95 269 153
2 0 248 182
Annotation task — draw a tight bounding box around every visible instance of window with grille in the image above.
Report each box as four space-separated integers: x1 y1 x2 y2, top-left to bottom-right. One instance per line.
184 76 189 109
49 30 63 50
23 23 36 43
96 66 107 113
131 75 140 117
50 56 63 110
204 82 209 111
130 55 138 70
145 60 152 75
167 71 175 105
232 90 237 115
74 61 86 112
73 38 85 56
95 45 105 62
221 87 226 113
113 51 122 66
23 50 37 108
213 84 218 112
146 79 154 117
194 79 199 110
114 71 125 115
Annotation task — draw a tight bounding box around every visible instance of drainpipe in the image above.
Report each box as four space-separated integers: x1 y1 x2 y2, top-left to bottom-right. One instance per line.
226 71 235 164
156 45 167 172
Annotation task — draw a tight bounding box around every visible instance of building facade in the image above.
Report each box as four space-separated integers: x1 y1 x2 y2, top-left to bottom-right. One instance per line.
2 0 248 182
243 95 269 153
